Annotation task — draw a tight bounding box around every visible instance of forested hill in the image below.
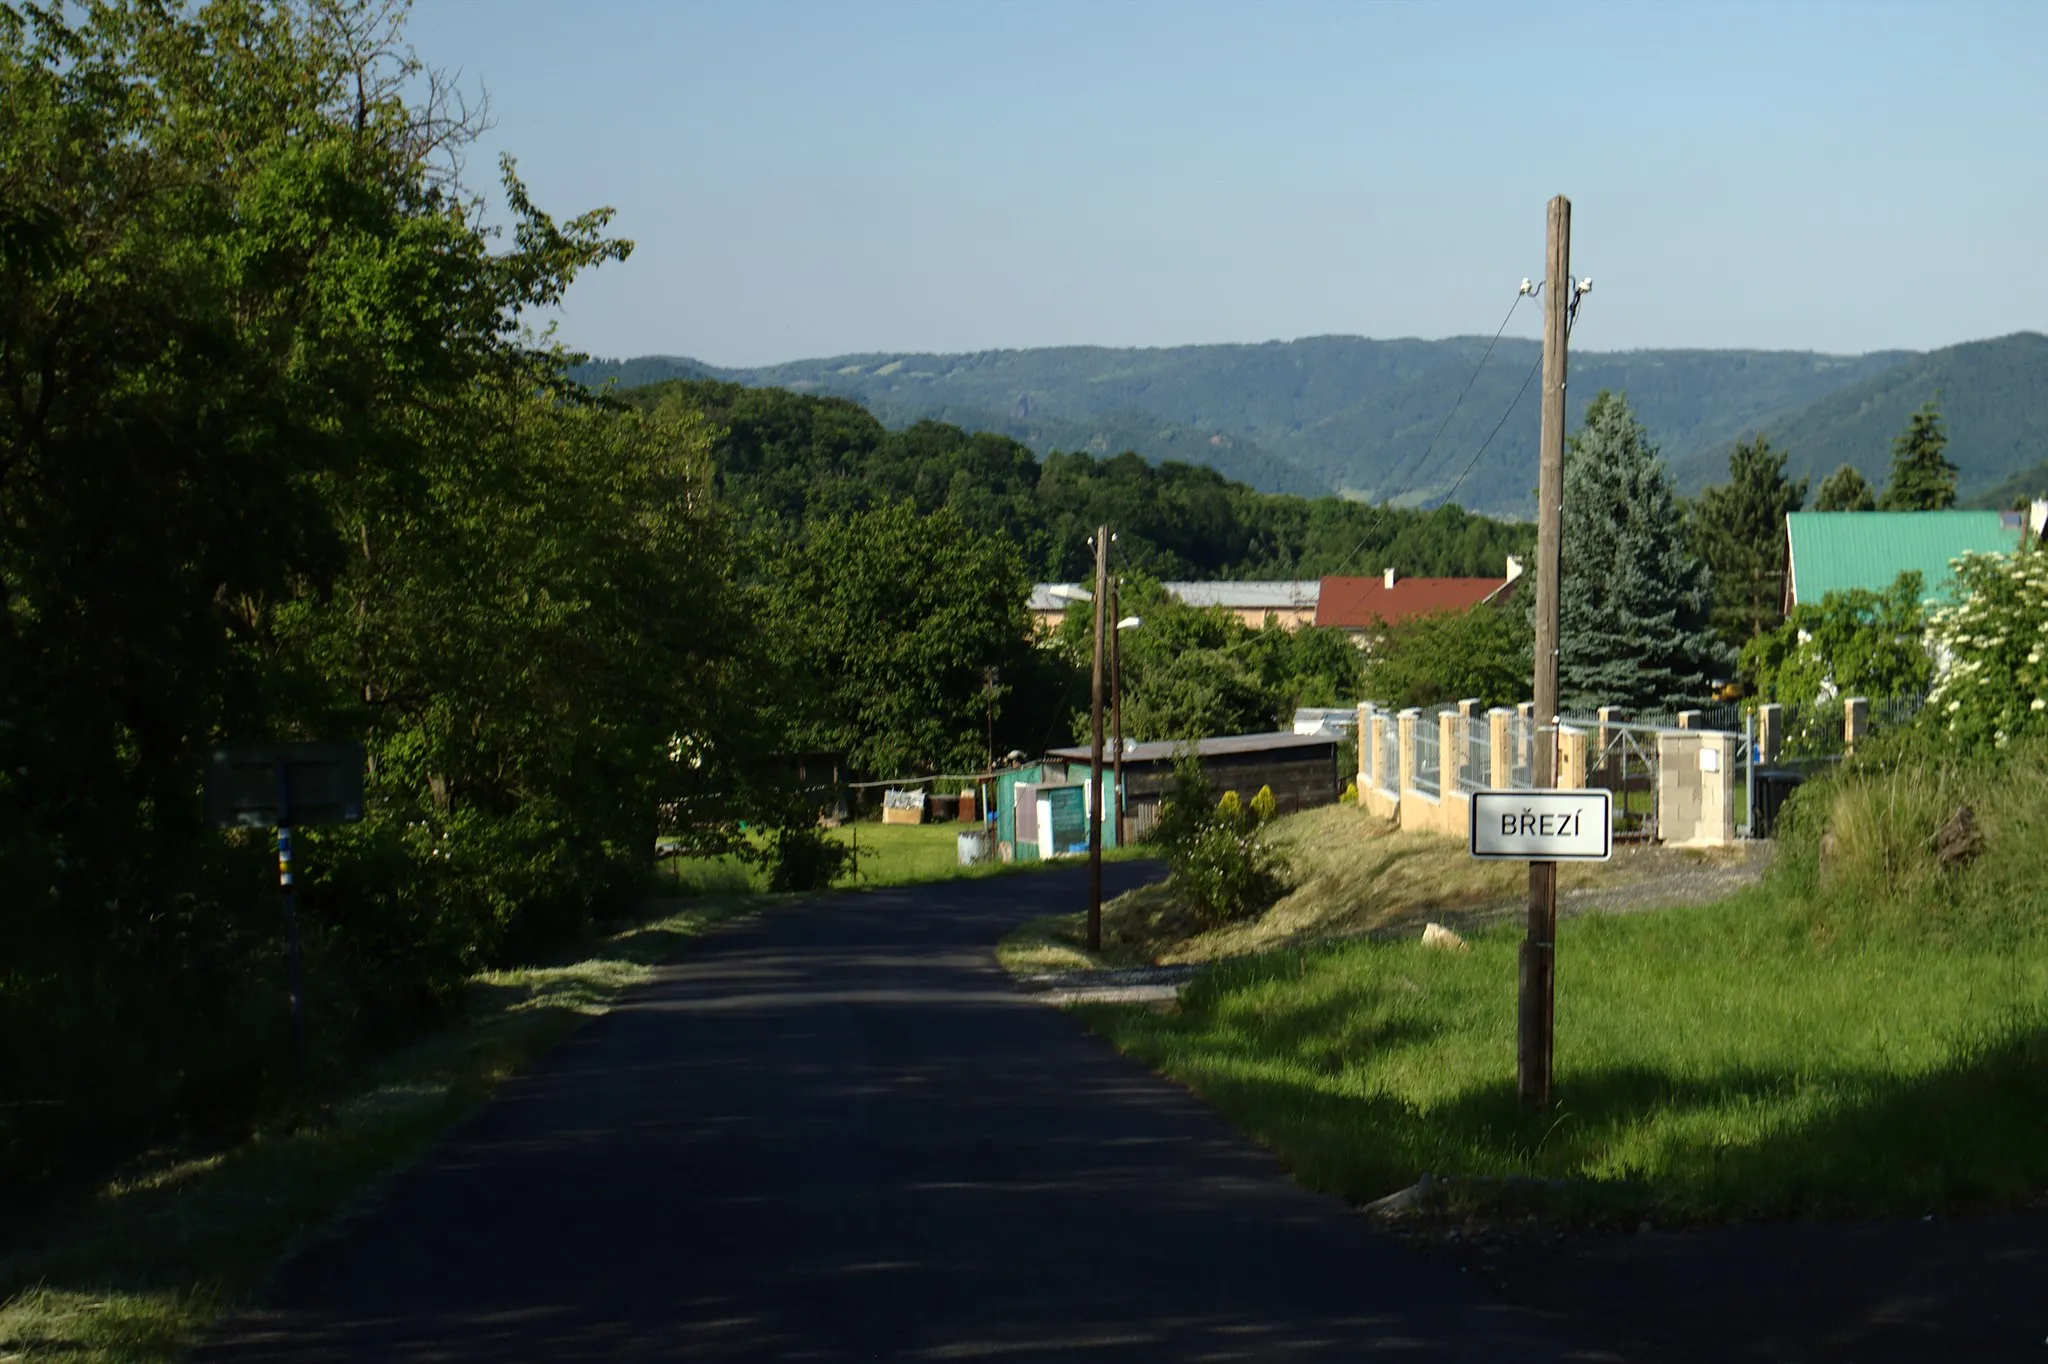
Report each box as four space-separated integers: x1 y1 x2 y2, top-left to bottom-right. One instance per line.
1673 332 2048 502
614 379 1532 583
573 337 1944 516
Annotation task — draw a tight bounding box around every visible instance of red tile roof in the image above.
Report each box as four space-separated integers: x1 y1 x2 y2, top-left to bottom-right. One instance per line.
1315 575 1513 629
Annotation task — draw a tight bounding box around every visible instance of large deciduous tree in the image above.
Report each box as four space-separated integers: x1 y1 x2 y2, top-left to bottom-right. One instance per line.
0 0 684 1182
1362 604 1531 709
767 501 1034 776
1557 392 1727 713
1689 434 1807 645
1879 401 1959 511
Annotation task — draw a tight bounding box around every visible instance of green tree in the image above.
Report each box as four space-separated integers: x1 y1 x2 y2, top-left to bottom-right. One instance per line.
1878 401 1959 511
1690 435 1808 645
1363 604 1531 708
1814 463 1878 512
1069 577 1361 742
1740 572 1932 709
768 501 1033 775
0 0 665 1185
284 391 748 963
1557 392 1727 712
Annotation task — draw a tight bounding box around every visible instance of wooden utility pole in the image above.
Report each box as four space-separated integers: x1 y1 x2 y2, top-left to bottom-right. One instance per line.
1087 526 1110 952
1520 194 1571 1112
1111 578 1127 848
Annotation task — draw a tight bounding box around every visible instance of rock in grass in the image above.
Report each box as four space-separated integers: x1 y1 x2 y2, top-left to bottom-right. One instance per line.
1931 805 1984 868
1364 1171 1435 1218
1421 922 1469 952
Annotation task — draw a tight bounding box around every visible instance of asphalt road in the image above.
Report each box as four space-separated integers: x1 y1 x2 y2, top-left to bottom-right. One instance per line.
198 862 1584 1362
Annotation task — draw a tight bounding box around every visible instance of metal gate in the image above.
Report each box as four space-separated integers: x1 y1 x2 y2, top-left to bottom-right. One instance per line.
1584 724 1660 842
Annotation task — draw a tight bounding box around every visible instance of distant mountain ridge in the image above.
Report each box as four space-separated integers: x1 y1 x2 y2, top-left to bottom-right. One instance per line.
571 333 2048 517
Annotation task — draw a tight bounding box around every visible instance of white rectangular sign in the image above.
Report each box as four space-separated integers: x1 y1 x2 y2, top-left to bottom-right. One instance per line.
1469 789 1613 861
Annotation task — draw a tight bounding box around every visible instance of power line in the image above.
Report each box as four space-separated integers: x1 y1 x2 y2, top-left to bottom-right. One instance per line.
1392 291 1526 491
1438 283 1590 513
1326 289 1525 578
1437 352 1542 511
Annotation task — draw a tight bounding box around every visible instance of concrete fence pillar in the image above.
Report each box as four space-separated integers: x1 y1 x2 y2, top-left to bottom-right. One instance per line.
1677 709 1702 731
1457 697 1483 718
1515 701 1535 778
1757 703 1783 765
1397 708 1419 796
1844 697 1869 752
1356 703 1373 800
1440 710 1462 793
1557 725 1590 790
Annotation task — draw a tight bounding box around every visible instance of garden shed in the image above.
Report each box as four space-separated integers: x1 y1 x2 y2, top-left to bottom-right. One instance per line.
1043 731 1342 841
991 762 1123 863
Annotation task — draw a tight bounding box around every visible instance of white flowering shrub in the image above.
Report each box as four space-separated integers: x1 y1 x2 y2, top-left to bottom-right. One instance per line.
1925 550 2048 748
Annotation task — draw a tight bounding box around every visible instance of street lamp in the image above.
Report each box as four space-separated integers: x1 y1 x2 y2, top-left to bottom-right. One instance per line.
1112 603 1141 846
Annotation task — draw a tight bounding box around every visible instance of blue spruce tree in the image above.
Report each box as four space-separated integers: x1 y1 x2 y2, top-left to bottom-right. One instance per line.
1556 392 1728 713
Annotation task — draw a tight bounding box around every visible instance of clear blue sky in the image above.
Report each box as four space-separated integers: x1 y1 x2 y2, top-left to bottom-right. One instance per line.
409 0 2047 367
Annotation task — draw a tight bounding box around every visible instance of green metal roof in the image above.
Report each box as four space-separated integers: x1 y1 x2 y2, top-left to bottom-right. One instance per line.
1785 511 2022 606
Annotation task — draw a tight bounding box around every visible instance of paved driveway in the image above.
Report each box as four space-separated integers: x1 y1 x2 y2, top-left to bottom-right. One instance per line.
199 863 1579 1362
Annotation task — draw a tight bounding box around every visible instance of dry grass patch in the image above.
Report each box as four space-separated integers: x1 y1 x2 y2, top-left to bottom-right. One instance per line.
1003 802 1728 972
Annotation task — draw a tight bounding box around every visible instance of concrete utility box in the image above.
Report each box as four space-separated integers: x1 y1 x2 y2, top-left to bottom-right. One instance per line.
1657 731 1735 847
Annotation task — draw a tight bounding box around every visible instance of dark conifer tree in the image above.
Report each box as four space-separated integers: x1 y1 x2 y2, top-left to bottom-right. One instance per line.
1556 392 1728 713
1814 463 1877 512
1877 401 1959 511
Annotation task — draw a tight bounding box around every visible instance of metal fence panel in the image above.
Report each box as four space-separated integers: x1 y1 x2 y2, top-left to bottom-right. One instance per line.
1508 715 1534 790
1378 720 1399 795
1454 716 1489 793
1412 721 1441 798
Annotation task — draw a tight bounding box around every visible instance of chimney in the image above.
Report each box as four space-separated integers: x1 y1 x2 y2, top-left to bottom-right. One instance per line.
1383 566 1396 589
1504 554 1524 583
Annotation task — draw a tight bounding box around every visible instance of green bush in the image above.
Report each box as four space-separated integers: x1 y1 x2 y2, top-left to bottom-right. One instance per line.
1150 754 1289 924
1923 550 2048 749
1769 728 2048 949
754 822 858 893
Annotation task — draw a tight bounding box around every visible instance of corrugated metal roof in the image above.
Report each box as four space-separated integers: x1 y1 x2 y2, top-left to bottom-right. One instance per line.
1785 511 2022 606
1030 581 1321 613
1315 575 1512 628
1028 583 1087 612
1161 581 1321 610
1046 731 1338 765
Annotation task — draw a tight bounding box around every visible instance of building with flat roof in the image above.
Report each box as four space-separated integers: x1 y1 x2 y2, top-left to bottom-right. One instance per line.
1028 580 1320 633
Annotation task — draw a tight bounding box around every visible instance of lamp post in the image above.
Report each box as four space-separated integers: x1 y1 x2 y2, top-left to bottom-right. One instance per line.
1113 598 1141 846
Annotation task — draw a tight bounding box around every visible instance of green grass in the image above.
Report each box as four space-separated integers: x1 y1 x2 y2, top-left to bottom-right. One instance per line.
1073 737 2048 1225
660 821 1148 895
0 892 760 1364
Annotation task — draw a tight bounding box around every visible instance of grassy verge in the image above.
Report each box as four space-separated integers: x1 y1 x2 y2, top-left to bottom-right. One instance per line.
0 891 762 1363
1065 742 2048 1225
